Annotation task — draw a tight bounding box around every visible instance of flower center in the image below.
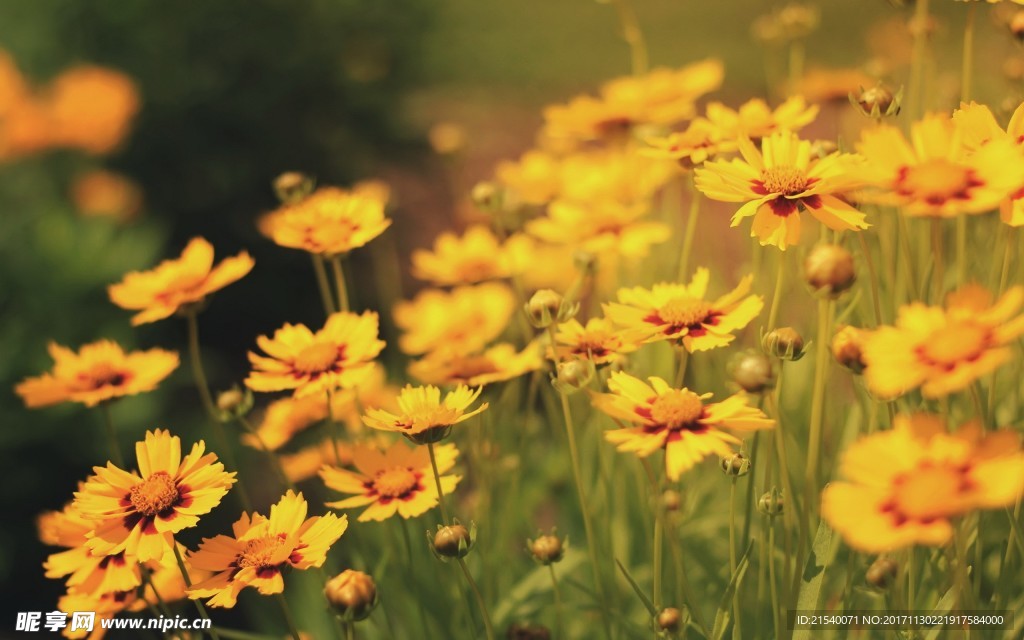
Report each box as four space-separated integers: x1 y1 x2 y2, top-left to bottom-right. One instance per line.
650 390 704 429
759 165 808 195
456 258 499 283
129 471 179 517
85 364 127 389
373 467 419 498
450 355 500 380
897 160 979 205
893 466 967 521
658 297 712 328
237 534 287 568
293 342 339 374
919 323 989 367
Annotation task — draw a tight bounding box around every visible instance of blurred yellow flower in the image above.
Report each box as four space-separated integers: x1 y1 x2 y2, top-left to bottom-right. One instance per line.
593 372 773 480
553 317 644 365
409 342 542 387
40 502 141 597
705 95 818 141
364 384 488 444
259 182 391 256
393 283 516 355
645 117 733 168
696 130 868 250
16 340 178 408
188 491 348 608
526 199 670 258
74 429 236 562
280 440 354 484
246 311 385 398
108 237 254 325
495 149 563 206
823 414 1024 552
863 285 1024 398
954 101 1024 225
321 440 461 521
46 66 140 155
411 225 530 285
857 113 1024 217
605 268 763 352
794 67 875 104
71 170 143 221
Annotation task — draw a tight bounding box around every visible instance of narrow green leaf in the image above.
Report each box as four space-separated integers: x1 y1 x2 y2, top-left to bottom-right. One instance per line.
615 558 658 617
492 549 584 627
922 584 958 640
792 520 834 640
711 541 753 640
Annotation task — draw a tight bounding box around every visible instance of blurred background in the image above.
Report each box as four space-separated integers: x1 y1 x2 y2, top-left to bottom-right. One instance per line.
0 0 1009 633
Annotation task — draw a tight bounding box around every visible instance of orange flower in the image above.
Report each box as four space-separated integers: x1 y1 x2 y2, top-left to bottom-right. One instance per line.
46 66 140 155
15 340 178 408
71 170 143 221
108 237 254 325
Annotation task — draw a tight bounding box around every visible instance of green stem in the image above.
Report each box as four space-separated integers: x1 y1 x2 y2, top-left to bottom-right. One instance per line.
653 511 663 611
897 215 921 303
805 298 831 492
677 177 701 281
608 0 648 75
427 442 452 525
673 348 689 389
730 477 742 639
932 218 945 302
139 563 171 617
961 2 977 103
343 621 355 640
237 415 294 491
907 546 916 609
767 252 786 331
458 557 495 640
274 593 302 640
956 215 968 286
171 543 220 640
549 564 564 640
312 254 336 316
908 0 930 119
330 255 350 313
99 402 124 468
768 518 782 640
857 233 884 327
326 388 343 468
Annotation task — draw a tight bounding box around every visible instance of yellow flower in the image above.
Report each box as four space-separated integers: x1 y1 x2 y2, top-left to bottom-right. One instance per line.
409 342 542 387
187 490 348 608
393 283 516 356
822 414 1024 552
46 66 140 155
71 170 143 221
705 96 819 141
411 225 531 285
108 237 254 325
495 149 563 206
364 384 488 444
15 340 178 408
321 440 461 521
280 440 355 484
953 101 1024 225
794 67 875 104
245 311 385 398
40 502 141 597
695 130 869 250
258 182 391 256
862 285 1024 398
526 199 670 258
856 113 1024 217
604 268 763 351
553 317 645 365
74 429 236 562
593 372 773 480
645 117 734 168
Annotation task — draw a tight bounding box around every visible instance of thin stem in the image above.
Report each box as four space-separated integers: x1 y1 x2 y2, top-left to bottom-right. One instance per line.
897 215 921 303
908 0 930 119
427 442 452 525
767 252 786 331
957 215 968 286
343 622 355 640
326 388 343 468
857 233 884 327
274 593 302 640
729 477 742 639
932 218 945 302
99 402 124 468
139 563 171 617
805 298 831 491
548 564 563 639
329 255 350 313
653 511 663 610
456 557 495 640
677 177 701 281
907 547 916 610
609 0 648 75
237 415 294 491
673 348 689 389
171 543 220 640
961 2 977 103
768 518 782 640
311 254 336 316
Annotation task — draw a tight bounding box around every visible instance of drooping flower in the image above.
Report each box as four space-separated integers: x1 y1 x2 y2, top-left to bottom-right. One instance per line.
863 285 1024 398
15 340 178 408
258 182 391 256
393 283 516 356
953 101 1024 226
411 225 531 286
108 237 254 325
74 429 236 562
364 385 488 444
408 342 542 387
604 267 763 351
593 372 774 480
245 311 385 398
187 491 348 608
552 317 645 366
695 130 869 250
705 96 819 142
822 414 1024 552
321 440 461 521
526 199 670 258
856 113 1024 217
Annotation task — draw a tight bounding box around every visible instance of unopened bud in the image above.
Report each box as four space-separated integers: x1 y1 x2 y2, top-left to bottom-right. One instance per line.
1011 11 1024 41
866 557 898 589
657 607 682 632
216 386 253 422
528 533 565 565
832 325 867 374
758 488 785 517
432 523 473 559
805 244 856 297
762 327 806 361
506 622 551 640
776 3 820 38
324 570 377 621
851 85 902 119
720 453 751 477
552 359 595 394
526 289 577 328
729 350 776 393
273 172 315 204
661 489 682 512
471 181 502 213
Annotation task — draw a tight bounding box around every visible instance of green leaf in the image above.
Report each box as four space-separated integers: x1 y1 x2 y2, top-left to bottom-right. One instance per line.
792 520 834 640
711 541 753 640
615 558 658 617
922 584 958 640
492 549 584 627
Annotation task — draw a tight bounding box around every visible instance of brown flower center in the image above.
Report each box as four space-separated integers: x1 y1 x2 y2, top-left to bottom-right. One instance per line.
450 355 501 381
129 471 179 516
456 258 500 283
86 364 127 389
293 342 339 373
919 324 989 367
893 466 966 520
658 297 713 328
237 534 287 568
896 160 980 205
760 165 808 195
373 467 419 498
650 390 704 429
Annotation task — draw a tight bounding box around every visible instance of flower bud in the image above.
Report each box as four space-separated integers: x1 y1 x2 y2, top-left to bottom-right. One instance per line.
661 489 682 513
762 327 806 361
865 557 898 589
552 359 595 394
729 350 776 393
528 533 565 565
776 3 820 38
720 452 751 477
758 488 785 517
831 325 867 374
506 622 551 640
657 607 682 633
324 569 377 621
525 289 577 328
1010 11 1024 41
433 523 472 559
851 85 902 119
471 181 502 213
428 122 466 156
273 172 315 204
805 244 856 297
216 386 253 421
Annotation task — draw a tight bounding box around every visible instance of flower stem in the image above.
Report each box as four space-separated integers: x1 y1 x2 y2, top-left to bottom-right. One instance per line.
768 517 782 640
171 542 220 640
729 477 742 639
343 621 355 640
653 510 663 610
311 254 337 316
236 415 294 491
426 442 452 525
672 348 689 389
908 0 930 119
326 388 343 469
272 593 301 640
856 233 883 327
608 0 648 76
932 218 945 302
677 177 701 281
98 402 124 468
767 252 786 331
329 255 350 313
548 564 563 639
805 298 831 491
961 2 977 103
457 556 495 640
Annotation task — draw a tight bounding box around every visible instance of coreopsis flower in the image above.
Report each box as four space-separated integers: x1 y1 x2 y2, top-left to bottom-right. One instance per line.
320 440 461 521
15 340 178 408
258 182 391 256
40 502 140 597
71 170 142 221
188 491 348 608
645 117 734 168
553 317 644 365
822 414 1024 552
593 372 774 480
245 311 385 398
495 149 563 206
526 200 670 258
393 283 516 356
364 384 488 444
280 440 354 483
604 267 764 351
862 284 1024 398
795 67 875 104
856 113 1024 217
408 342 542 387
108 237 254 325
556 147 675 208
953 101 1024 225
74 429 236 562
411 225 531 285
695 130 869 250
46 66 139 155
705 96 819 142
